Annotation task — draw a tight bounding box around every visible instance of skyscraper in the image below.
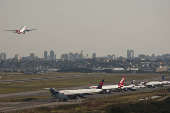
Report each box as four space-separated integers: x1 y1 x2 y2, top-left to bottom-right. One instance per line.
79 50 84 59
15 54 20 60
127 50 134 59
0 53 6 60
75 53 79 59
30 53 35 61
50 50 55 60
69 52 73 60
44 50 48 61
92 53 96 59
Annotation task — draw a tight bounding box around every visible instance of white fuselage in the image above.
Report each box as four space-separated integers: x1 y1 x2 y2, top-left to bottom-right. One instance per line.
121 84 135 89
89 85 119 90
58 89 103 95
19 26 26 33
146 81 162 87
162 81 170 85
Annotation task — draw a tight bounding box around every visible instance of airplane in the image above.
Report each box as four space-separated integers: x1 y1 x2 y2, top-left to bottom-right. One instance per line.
3 26 37 34
145 75 164 88
131 83 146 91
161 75 170 85
50 79 104 101
121 79 135 91
88 76 125 93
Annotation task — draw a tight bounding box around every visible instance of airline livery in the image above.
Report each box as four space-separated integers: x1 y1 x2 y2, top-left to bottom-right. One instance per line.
50 79 104 101
3 26 37 34
88 76 125 93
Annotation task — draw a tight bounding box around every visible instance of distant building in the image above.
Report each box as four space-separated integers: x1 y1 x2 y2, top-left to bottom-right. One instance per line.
44 50 48 61
61 54 69 60
50 50 55 60
156 67 167 72
15 54 20 60
0 53 6 60
79 50 84 59
30 53 35 61
107 55 113 59
138 54 146 59
152 53 155 58
127 50 134 59
69 52 73 60
75 53 79 59
92 53 96 59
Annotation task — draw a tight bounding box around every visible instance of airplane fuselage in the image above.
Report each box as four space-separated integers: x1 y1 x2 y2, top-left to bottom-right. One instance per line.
17 26 26 34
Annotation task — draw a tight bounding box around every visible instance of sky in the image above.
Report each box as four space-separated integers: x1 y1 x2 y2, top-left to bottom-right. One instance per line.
0 0 170 59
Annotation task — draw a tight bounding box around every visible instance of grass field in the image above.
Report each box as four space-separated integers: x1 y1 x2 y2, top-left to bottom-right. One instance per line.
0 73 169 94
19 88 170 113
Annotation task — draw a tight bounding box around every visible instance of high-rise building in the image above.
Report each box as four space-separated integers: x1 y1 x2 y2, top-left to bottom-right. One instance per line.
152 53 155 58
92 53 96 59
61 54 69 60
30 53 35 61
75 53 79 59
127 50 134 59
50 50 55 60
69 52 73 60
15 54 20 60
0 53 6 60
79 50 84 59
86 54 88 58
44 50 48 61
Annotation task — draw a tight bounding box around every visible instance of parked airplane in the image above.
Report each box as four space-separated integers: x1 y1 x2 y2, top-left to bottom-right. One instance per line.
3 26 36 34
161 75 170 85
88 76 125 93
131 83 146 91
50 79 104 101
145 75 164 88
121 79 135 91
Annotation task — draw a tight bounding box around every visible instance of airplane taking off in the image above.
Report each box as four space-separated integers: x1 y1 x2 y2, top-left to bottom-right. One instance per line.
3 26 37 34
50 79 104 101
88 76 125 93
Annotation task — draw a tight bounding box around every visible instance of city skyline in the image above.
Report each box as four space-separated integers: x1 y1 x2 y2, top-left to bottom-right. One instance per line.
1 49 170 60
1 1 170 58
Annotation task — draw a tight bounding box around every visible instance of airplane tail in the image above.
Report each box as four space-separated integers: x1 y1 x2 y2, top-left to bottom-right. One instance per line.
118 76 125 87
131 79 135 84
96 79 104 89
50 88 56 95
162 75 165 81
17 28 20 34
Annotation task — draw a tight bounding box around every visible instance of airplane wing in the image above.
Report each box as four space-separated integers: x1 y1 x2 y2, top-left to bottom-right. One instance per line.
3 30 17 32
25 29 37 32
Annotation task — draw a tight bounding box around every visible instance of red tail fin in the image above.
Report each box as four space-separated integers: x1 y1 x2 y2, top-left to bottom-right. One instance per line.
118 76 125 88
17 28 20 34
